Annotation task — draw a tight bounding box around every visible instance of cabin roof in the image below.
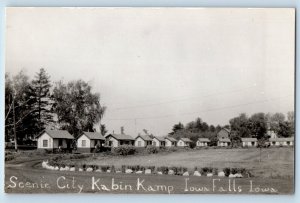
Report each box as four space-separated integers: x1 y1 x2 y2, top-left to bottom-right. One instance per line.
82 132 105 140
37 130 73 139
108 134 135 141
180 138 192 142
136 134 152 141
198 138 210 142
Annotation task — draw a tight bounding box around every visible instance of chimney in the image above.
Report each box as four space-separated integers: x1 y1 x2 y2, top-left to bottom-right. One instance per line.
121 126 124 135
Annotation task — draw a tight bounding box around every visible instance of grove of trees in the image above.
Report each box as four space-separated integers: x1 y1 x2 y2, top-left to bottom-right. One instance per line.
5 69 106 149
169 111 294 148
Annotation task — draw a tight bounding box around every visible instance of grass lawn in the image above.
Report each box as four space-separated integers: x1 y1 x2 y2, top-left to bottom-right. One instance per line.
5 147 294 194
56 147 294 178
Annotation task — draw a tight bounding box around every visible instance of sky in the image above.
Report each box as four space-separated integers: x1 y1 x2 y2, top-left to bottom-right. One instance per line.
5 8 295 136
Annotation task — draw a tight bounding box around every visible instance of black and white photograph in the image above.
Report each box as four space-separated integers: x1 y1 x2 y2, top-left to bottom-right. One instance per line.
4 7 295 194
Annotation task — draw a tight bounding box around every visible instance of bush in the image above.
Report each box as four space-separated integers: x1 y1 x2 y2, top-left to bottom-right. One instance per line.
113 145 136 156
201 167 213 175
223 167 231 177
231 168 239 175
146 146 159 154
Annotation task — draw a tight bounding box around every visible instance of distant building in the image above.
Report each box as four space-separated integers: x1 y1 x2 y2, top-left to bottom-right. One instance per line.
196 138 210 147
217 128 230 140
269 137 294 146
76 132 105 152
135 134 152 147
152 136 166 147
177 138 192 147
241 138 257 147
217 137 231 147
106 134 135 147
36 130 73 151
165 137 177 147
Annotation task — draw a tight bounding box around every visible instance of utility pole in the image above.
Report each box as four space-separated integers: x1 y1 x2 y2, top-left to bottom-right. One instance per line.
12 96 17 152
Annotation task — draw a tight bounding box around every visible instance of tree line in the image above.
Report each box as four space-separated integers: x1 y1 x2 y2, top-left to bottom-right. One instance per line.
169 112 294 148
5 69 106 148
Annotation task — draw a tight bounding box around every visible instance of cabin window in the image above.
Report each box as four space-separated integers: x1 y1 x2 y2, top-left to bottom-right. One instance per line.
272 141 276 145
82 140 86 147
287 141 290 145
43 140 48 147
251 142 255 146
138 141 141 147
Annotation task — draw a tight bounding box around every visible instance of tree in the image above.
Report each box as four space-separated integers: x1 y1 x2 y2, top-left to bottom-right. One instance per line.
169 122 184 135
52 80 106 137
248 113 267 140
277 121 293 138
100 124 107 136
229 113 251 138
5 71 39 147
287 111 295 135
31 68 53 132
265 112 285 134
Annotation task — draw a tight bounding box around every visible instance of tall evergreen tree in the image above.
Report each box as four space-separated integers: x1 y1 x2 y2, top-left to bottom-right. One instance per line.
31 68 53 132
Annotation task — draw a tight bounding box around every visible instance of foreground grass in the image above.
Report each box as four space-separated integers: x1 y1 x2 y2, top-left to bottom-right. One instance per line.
55 147 294 178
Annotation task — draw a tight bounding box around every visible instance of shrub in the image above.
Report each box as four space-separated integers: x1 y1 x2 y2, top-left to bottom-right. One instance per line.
223 167 231 177
201 167 213 175
100 165 110 172
113 145 136 156
231 168 239 174
146 146 159 154
159 146 167 151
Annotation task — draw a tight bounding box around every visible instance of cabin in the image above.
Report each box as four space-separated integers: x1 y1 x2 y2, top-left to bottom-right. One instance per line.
76 132 105 152
241 138 257 147
177 138 192 147
36 130 73 151
269 137 294 147
217 137 231 147
165 137 177 147
217 128 230 140
196 138 210 147
106 134 135 147
152 136 166 147
135 134 152 147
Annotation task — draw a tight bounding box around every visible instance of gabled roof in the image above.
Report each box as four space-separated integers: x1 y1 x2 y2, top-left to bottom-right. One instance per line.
165 137 177 142
241 138 257 142
108 134 134 141
153 136 165 142
82 132 105 140
218 137 231 142
136 134 152 141
180 138 192 142
37 130 73 139
198 138 210 142
269 137 294 142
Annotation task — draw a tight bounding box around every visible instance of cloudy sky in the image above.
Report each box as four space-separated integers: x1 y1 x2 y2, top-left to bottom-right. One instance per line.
5 8 295 136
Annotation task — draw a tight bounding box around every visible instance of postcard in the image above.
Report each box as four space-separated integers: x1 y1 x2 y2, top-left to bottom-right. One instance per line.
4 7 295 194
